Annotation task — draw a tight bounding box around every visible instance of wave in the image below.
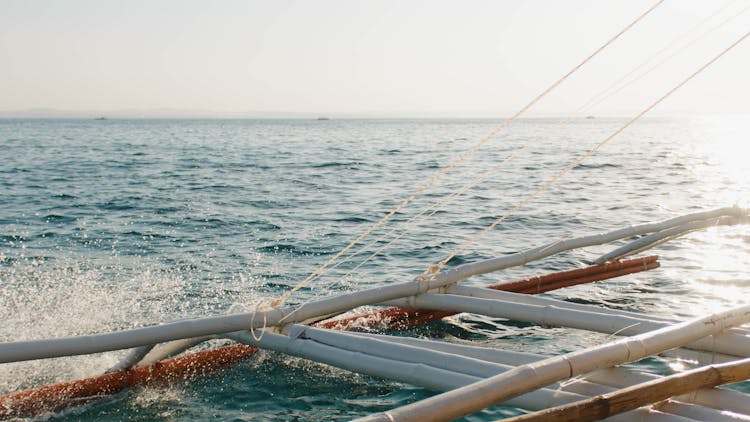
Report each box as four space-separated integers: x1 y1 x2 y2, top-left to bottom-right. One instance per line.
311 161 362 169
573 162 621 170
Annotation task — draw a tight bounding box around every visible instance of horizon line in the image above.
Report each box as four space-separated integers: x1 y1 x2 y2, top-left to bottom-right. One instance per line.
0 107 736 120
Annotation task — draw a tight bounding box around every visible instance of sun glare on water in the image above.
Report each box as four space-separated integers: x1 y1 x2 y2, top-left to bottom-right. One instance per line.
673 115 750 314
692 115 750 207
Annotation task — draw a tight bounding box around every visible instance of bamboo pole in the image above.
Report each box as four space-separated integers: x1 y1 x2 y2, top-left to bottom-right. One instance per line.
105 344 154 372
291 325 510 378
448 285 749 338
348 332 540 366
4 206 741 363
135 336 216 367
314 207 739 333
298 326 508 379
318 256 658 330
651 400 741 422
229 328 716 421
357 304 750 422
595 215 749 264
0 260 652 418
228 330 651 419
350 332 750 417
587 367 750 415
445 284 671 324
0 344 258 418
502 358 750 422
488 255 658 293
0 208 743 418
240 328 713 422
660 348 738 365
445 207 744 284
491 258 659 294
0 255 659 364
382 293 750 358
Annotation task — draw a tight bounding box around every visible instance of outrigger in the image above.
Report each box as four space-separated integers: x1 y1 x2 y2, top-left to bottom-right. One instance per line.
2 207 750 421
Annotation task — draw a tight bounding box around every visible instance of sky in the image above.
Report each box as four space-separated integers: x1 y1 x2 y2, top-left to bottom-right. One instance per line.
1 0 749 117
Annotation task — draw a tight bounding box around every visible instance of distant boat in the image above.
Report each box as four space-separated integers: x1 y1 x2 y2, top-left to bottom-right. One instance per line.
94 116 107 120
317 117 330 121
585 115 595 119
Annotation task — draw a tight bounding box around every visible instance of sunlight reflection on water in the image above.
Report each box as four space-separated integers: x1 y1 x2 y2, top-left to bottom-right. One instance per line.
1 117 749 420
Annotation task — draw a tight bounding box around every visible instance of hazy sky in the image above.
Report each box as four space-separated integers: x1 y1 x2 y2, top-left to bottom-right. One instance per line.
1 0 749 117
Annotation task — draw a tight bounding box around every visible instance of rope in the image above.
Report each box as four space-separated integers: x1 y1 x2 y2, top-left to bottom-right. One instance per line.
316 0 744 292
583 0 750 112
428 27 750 277
271 0 665 308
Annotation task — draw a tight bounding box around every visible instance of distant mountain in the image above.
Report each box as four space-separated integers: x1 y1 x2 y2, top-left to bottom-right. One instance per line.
1 107 669 119
0 107 517 119
0 108 337 119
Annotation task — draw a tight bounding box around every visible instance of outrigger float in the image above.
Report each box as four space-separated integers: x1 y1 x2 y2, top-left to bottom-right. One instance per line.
1 207 750 421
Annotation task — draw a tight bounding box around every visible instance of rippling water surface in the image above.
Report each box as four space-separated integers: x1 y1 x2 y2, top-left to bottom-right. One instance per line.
1 117 749 420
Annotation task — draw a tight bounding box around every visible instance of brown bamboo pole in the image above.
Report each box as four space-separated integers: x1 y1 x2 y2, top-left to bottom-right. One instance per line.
319 256 658 330
489 255 658 293
513 260 659 295
372 260 659 331
502 358 750 422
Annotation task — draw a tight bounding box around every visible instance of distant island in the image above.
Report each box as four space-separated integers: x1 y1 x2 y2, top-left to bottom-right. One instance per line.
0 108 347 119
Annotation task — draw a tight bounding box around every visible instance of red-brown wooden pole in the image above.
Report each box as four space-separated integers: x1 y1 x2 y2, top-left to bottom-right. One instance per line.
320 256 658 330
502 357 750 422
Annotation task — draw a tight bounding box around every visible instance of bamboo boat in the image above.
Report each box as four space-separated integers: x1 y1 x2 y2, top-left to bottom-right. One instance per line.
3 2 750 421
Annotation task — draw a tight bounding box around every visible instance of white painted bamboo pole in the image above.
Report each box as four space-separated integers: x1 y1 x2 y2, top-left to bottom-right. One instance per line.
290 325 509 379
595 215 749 264
227 330 593 411
356 304 750 422
122 258 663 371
348 332 541 366
102 322 747 420
446 285 674 323
445 285 749 336
383 293 750 357
677 388 750 416
556 377 617 397
650 401 745 422
0 280 432 363
352 332 750 418
228 330 687 421
350 331 750 416
448 207 746 283
660 348 739 365
132 278 747 375
106 344 154 372
632 410 703 422
2 207 744 363
229 330 477 391
135 335 216 367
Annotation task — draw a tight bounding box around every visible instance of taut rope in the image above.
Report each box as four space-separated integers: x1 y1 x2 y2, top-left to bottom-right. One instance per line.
272 0 665 308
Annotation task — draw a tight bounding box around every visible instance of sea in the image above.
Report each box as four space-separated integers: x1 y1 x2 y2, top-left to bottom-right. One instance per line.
1 117 749 421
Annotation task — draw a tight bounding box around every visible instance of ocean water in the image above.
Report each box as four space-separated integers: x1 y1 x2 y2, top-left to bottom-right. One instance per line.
1 117 749 421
